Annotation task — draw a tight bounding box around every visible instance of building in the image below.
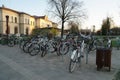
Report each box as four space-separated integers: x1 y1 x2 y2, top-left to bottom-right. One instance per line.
34 15 53 28
0 6 20 35
0 6 57 35
80 29 91 35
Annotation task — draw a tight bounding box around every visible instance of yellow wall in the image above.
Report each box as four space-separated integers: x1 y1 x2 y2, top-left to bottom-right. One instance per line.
30 16 35 34
0 10 2 21
36 19 40 28
2 9 19 34
0 10 2 33
21 14 30 35
19 14 35 34
39 19 52 28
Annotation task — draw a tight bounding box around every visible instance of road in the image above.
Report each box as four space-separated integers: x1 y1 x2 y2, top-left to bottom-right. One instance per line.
0 45 120 80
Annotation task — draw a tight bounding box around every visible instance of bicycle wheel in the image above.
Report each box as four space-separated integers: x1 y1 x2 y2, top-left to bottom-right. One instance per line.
89 44 96 51
8 39 15 47
59 43 69 55
23 42 31 53
41 46 47 57
47 42 55 53
19 40 26 50
69 50 78 73
28 43 40 56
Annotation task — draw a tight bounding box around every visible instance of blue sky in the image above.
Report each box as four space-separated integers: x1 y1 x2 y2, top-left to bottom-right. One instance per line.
0 0 120 31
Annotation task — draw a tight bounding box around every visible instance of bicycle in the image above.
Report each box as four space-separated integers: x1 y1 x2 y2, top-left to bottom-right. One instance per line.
41 38 59 57
87 37 98 52
69 38 87 73
7 35 21 47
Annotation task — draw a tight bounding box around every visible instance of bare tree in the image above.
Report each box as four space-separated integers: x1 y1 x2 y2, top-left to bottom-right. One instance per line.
48 0 86 38
68 21 79 35
101 17 111 35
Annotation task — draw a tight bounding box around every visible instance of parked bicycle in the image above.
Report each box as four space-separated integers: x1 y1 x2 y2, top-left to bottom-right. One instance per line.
69 35 88 73
40 37 59 57
7 35 22 47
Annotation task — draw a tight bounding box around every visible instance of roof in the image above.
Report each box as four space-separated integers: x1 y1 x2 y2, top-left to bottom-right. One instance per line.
0 6 32 17
0 6 19 13
33 15 47 19
19 12 32 17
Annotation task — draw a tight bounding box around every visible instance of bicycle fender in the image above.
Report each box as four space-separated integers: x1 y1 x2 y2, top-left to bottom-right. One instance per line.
71 50 77 59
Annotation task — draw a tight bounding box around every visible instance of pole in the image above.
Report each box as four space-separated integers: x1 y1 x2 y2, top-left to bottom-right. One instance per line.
6 15 9 43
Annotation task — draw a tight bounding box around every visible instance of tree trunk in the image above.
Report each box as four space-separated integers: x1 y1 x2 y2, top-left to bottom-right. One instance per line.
61 21 64 38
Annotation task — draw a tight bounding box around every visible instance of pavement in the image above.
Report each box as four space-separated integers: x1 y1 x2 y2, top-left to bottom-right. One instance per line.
0 45 120 80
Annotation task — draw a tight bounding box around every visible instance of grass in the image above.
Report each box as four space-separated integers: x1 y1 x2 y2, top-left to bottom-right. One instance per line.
111 39 118 47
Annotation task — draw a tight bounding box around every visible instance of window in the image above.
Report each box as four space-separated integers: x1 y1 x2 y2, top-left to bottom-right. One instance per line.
11 16 13 22
25 19 27 24
15 17 17 23
28 19 29 24
47 25 50 27
14 27 18 34
26 28 29 35
33 22 34 26
31 21 32 25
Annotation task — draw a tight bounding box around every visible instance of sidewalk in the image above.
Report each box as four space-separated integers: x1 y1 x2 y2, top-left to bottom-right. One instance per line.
0 45 120 80
0 60 27 80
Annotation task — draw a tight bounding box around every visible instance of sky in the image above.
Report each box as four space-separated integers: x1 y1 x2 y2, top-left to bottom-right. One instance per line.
0 0 120 31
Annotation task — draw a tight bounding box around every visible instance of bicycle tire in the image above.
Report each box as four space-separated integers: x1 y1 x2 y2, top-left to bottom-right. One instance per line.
41 46 47 57
8 40 15 47
19 40 26 50
41 51 47 57
58 43 69 55
28 43 40 56
89 44 96 51
23 42 31 53
69 59 77 73
69 50 78 73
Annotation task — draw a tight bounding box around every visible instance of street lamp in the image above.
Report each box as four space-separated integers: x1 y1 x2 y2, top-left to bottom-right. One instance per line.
93 25 95 35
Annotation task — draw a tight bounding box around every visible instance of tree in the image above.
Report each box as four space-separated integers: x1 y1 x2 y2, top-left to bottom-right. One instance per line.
48 0 85 38
93 25 95 33
31 28 51 37
50 27 59 37
110 27 120 35
68 21 79 35
101 17 111 35
31 27 59 38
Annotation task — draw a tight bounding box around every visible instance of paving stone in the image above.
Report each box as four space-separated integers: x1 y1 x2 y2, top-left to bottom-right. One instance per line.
0 45 120 80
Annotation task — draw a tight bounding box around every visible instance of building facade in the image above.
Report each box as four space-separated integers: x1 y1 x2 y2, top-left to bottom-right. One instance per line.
35 16 53 28
0 6 19 34
0 6 57 35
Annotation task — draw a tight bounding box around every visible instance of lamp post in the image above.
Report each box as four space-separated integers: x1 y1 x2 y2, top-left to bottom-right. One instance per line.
6 15 10 42
93 25 95 35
